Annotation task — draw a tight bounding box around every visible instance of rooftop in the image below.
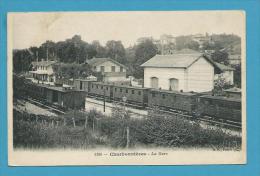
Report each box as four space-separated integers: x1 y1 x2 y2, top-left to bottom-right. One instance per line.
214 62 235 71
31 61 57 67
86 57 127 68
140 52 207 68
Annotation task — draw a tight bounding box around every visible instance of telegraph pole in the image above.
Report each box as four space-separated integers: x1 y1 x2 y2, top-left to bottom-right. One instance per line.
103 86 106 112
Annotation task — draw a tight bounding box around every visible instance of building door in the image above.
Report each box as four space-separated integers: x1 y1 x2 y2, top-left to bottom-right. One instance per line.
52 91 58 103
101 66 105 72
169 78 179 91
80 81 83 90
150 77 159 89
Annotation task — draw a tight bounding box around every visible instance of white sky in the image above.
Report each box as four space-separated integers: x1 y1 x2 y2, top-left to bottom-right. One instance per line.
9 11 245 49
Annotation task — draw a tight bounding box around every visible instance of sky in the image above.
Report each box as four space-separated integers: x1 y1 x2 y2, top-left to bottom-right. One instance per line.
9 11 245 49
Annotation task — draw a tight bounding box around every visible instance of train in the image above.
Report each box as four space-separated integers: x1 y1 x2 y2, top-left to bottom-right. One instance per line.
74 79 242 123
19 77 242 123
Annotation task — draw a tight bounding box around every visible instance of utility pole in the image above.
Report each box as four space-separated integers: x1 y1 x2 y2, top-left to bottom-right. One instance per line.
103 87 106 112
46 47 49 61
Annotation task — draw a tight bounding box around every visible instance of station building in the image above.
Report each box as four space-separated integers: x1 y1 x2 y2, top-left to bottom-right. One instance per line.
141 53 216 93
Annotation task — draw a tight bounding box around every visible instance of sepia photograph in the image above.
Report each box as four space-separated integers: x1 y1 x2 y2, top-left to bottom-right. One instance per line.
8 11 246 165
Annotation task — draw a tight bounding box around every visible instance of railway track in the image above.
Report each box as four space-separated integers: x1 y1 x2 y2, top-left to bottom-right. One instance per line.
26 98 65 115
26 96 242 130
87 94 242 130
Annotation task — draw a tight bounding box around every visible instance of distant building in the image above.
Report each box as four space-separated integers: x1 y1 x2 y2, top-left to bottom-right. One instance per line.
30 60 56 82
191 33 212 49
214 62 235 85
136 37 154 44
159 34 176 55
228 54 241 65
86 57 127 82
140 52 216 93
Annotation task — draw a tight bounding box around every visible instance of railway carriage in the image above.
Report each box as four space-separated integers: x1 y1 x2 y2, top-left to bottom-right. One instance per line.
45 86 86 110
112 85 149 107
198 95 242 122
74 79 95 93
147 89 198 113
89 82 114 100
25 82 47 101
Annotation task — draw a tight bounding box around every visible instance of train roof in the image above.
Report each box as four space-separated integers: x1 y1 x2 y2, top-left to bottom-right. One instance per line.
75 79 96 82
199 95 241 102
113 85 150 90
150 89 197 96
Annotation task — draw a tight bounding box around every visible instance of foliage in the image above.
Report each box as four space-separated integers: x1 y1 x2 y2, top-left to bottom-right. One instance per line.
175 36 200 51
211 50 229 65
53 62 92 79
233 64 241 88
13 108 241 150
213 75 231 96
105 40 126 64
133 40 158 78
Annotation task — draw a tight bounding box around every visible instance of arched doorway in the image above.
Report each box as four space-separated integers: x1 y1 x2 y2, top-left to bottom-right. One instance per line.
169 78 179 91
150 77 159 89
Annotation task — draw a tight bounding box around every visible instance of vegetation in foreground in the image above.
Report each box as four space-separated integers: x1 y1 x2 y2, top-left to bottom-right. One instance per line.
13 105 241 150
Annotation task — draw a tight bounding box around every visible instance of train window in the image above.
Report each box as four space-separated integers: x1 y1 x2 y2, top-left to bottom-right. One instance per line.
138 91 141 95
152 93 156 98
132 90 135 94
120 88 122 92
126 89 128 93
162 94 165 99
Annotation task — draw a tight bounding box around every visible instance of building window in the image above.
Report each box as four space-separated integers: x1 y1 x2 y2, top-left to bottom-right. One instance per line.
101 66 105 72
169 78 179 91
101 86 103 89
120 88 122 92
115 88 117 92
152 93 156 98
120 66 123 72
126 89 128 93
132 90 135 94
106 87 108 90
150 77 159 89
96 85 98 89
111 66 115 72
138 91 141 95
94 66 96 70
92 85 94 88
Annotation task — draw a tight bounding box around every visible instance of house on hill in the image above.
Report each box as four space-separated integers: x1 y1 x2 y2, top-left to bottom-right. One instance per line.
30 60 57 83
86 57 127 82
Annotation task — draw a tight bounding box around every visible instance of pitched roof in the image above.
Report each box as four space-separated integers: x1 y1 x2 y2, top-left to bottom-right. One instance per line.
32 61 57 67
140 53 210 68
214 62 235 71
86 57 127 68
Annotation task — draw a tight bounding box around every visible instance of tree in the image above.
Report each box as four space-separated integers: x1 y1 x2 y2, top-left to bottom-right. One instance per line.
213 75 229 96
92 40 107 58
233 64 241 88
133 40 158 78
175 36 200 51
13 49 33 73
211 50 229 65
105 40 126 64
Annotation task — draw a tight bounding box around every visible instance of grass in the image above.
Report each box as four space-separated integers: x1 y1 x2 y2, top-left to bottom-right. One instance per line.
13 108 241 150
